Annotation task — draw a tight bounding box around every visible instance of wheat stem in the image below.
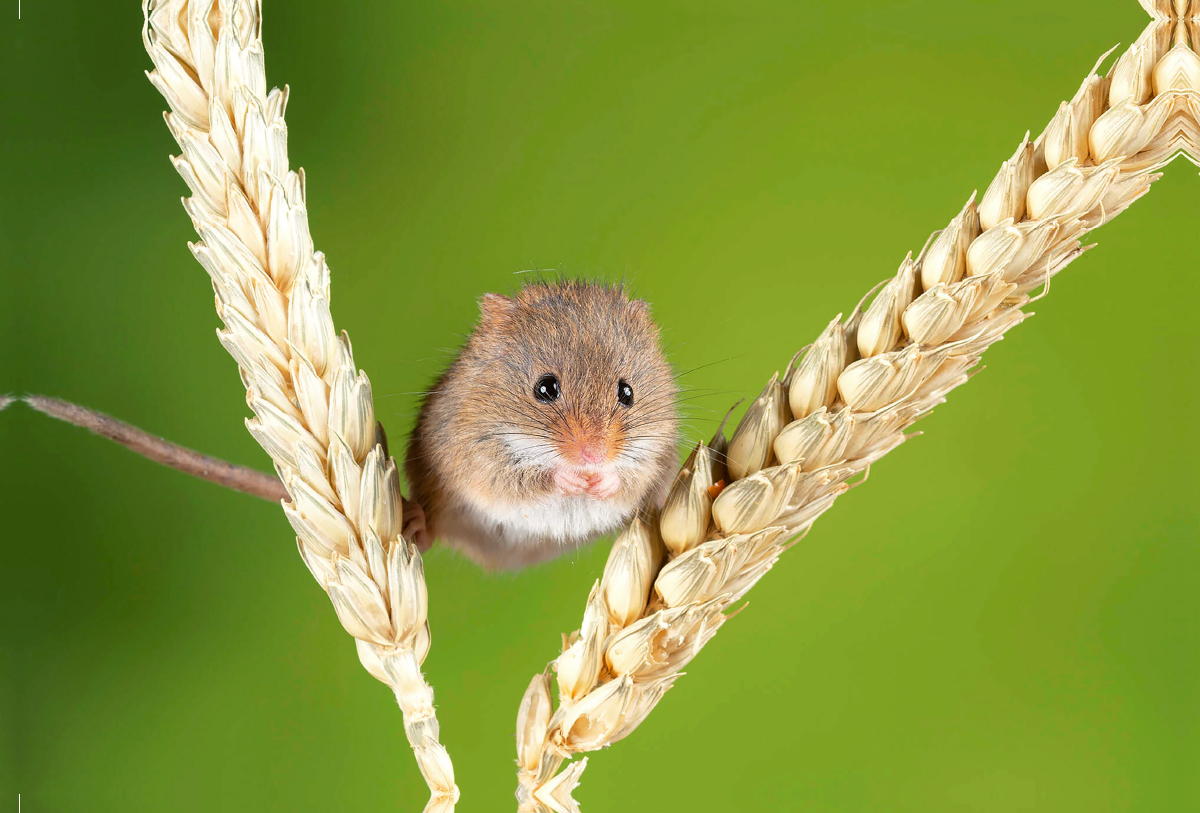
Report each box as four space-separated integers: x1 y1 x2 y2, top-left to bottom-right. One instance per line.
141 1 457 809
20 395 287 501
514 3 1200 810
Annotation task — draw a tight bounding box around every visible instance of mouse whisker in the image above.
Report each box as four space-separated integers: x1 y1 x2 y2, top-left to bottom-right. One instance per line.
671 357 738 380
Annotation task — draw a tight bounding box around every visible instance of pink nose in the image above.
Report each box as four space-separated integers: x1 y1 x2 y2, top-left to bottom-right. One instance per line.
579 443 606 465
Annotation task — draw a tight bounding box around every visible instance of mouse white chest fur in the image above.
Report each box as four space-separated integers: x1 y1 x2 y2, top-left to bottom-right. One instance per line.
439 490 635 569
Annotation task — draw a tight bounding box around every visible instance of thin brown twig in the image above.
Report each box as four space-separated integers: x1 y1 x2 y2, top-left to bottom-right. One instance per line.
20 395 287 502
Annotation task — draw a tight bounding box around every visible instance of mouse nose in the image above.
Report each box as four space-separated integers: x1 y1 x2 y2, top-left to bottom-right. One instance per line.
562 435 609 466
579 442 606 465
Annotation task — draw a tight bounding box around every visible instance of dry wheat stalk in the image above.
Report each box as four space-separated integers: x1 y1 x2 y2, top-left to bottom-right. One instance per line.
140 1 457 810
515 2 1200 810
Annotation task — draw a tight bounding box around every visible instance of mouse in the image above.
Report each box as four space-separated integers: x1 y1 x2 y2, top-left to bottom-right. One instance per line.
402 280 679 570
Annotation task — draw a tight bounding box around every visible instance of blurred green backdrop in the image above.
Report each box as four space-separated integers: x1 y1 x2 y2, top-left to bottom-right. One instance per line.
3 1 1198 810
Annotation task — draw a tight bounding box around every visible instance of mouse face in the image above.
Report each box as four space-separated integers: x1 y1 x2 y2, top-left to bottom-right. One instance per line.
466 282 676 498
405 280 680 568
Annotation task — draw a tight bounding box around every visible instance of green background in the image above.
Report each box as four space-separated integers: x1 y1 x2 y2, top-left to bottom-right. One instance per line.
3 1 1198 810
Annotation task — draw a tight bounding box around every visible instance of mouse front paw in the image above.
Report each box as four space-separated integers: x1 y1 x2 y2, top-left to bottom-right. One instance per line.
402 500 432 551
586 470 621 500
554 468 592 496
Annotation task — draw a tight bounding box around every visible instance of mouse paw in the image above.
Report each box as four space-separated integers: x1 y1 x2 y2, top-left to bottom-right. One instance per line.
586 470 622 500
402 500 431 552
554 468 592 496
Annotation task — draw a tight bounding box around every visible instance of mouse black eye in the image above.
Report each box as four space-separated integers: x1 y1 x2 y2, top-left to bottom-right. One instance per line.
617 379 634 407
534 374 561 403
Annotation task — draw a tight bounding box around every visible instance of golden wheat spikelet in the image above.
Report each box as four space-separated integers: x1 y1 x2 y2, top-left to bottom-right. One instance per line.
140 1 458 810
515 2 1200 809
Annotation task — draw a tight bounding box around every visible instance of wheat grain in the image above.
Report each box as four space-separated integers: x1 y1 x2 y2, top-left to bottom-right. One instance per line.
515 3 1200 810
140 1 457 810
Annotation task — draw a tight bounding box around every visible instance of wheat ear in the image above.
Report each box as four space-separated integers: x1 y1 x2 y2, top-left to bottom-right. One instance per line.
141 2 458 810
515 2 1200 810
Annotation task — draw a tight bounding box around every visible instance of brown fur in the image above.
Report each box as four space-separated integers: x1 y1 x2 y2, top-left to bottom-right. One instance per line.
405 280 679 569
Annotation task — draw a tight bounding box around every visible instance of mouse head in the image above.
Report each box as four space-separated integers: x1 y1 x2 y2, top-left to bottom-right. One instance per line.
462 280 677 494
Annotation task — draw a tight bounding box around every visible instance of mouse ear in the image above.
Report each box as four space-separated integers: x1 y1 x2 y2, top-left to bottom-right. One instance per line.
478 293 516 328
627 298 652 317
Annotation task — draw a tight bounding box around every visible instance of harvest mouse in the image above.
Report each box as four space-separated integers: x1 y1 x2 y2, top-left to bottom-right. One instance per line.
403 280 679 569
